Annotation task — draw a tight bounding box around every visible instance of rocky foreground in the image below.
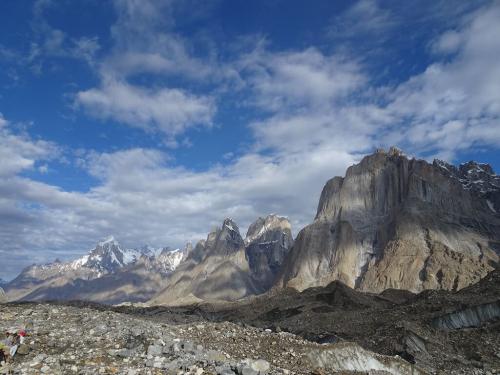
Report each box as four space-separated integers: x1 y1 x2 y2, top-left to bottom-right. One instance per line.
0 303 426 375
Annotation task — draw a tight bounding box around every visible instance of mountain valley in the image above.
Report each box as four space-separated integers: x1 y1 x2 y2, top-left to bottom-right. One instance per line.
2 148 500 374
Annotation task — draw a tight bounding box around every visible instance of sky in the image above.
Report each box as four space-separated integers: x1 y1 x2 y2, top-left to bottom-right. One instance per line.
1 0 500 280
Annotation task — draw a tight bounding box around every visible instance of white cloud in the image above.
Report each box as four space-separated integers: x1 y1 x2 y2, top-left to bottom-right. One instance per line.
384 2 500 157
328 0 395 39
431 30 462 54
72 0 228 141
76 78 215 137
241 47 365 111
28 0 101 67
0 116 59 177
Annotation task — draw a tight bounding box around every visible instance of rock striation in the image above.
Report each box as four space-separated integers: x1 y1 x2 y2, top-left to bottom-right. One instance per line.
276 147 500 293
151 215 293 305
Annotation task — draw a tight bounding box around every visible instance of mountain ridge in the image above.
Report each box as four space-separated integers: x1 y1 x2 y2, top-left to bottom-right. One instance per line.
149 214 293 305
4 147 500 305
4 236 188 303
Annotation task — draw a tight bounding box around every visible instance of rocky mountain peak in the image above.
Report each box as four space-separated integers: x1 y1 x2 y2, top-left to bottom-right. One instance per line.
83 236 134 273
434 158 500 212
245 215 294 291
98 235 119 246
222 218 239 233
245 214 293 245
279 147 500 293
210 218 244 256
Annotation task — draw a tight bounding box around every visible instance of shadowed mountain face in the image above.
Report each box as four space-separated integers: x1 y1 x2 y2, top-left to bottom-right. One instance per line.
150 215 293 305
4 237 187 304
276 147 500 293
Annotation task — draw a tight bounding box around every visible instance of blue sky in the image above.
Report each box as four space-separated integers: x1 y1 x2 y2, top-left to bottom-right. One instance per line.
1 0 500 280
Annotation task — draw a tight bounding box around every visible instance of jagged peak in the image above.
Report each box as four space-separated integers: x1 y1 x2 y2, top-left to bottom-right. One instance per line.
222 218 239 233
459 161 495 176
97 235 120 247
245 214 292 244
372 146 406 158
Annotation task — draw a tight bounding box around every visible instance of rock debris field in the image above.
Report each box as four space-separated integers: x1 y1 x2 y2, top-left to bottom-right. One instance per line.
0 303 283 375
0 302 424 375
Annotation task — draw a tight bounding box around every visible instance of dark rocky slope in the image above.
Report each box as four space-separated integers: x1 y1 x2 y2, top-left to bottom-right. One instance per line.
122 269 500 374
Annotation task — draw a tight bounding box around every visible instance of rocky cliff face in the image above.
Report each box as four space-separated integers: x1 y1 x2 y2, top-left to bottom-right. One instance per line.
150 215 293 305
277 147 500 293
245 215 293 291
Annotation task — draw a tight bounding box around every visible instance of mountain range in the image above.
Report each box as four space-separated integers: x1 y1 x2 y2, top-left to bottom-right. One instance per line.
2 147 499 305
150 214 293 305
4 236 187 304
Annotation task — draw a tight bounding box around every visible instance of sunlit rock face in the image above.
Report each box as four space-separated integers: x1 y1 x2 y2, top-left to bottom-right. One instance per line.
150 215 293 305
277 147 500 293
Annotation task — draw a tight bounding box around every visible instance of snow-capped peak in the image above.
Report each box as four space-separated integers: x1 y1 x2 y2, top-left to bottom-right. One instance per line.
98 235 119 247
17 237 187 281
434 159 500 195
245 214 292 245
223 218 237 232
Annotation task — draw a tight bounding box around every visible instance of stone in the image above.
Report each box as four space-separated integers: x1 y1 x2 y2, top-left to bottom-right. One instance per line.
147 344 163 356
250 359 270 373
16 344 30 355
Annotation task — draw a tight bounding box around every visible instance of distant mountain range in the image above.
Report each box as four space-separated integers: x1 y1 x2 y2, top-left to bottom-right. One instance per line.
4 236 187 304
3 147 499 305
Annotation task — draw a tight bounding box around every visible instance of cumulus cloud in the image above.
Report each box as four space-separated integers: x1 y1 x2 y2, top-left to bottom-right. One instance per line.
73 0 226 141
0 114 59 177
76 78 215 137
384 2 500 157
3 1 500 281
241 47 365 111
254 1 500 161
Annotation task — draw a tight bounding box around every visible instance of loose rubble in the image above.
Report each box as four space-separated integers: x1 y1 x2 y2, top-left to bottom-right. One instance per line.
0 304 277 375
0 303 429 374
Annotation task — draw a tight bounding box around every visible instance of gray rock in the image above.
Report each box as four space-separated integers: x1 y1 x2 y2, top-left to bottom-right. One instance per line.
147 344 163 356
277 148 500 294
238 359 270 375
151 215 294 305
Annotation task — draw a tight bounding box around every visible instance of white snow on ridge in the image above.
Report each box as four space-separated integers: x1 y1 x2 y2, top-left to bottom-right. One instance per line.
71 255 89 270
98 235 119 246
224 221 235 231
